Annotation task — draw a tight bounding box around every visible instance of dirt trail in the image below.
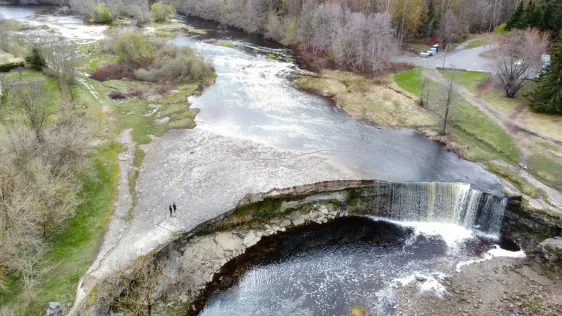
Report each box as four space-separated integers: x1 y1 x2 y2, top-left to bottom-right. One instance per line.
426 69 562 147
425 69 562 212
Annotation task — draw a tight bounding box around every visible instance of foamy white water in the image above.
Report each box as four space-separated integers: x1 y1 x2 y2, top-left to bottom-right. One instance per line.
367 216 476 248
456 245 526 272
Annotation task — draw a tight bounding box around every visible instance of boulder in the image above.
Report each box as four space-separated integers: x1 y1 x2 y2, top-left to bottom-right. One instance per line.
108 90 126 100
535 237 562 271
46 302 63 316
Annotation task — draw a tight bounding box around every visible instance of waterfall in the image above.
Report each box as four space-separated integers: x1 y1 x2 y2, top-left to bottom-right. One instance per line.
383 182 506 235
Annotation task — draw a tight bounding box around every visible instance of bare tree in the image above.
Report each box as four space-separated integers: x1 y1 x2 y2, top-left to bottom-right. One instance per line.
97 255 163 316
7 245 53 306
419 69 430 108
494 28 550 98
41 37 79 82
10 82 58 142
442 69 456 135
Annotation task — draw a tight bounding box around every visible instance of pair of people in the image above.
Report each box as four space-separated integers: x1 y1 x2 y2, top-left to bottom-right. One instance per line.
169 203 177 217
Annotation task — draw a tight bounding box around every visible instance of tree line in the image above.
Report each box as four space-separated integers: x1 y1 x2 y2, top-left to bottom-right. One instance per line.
506 0 562 35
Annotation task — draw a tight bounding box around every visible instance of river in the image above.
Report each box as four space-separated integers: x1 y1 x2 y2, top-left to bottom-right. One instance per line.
0 6 512 315
0 4 503 194
169 18 503 195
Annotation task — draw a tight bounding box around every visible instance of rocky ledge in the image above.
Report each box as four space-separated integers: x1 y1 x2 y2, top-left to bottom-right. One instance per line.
81 180 562 315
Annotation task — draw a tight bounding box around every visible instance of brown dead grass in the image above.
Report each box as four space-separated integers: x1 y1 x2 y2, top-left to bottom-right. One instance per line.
518 109 562 143
295 70 438 128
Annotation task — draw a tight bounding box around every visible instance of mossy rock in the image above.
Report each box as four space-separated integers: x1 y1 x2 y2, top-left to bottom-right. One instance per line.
349 306 366 316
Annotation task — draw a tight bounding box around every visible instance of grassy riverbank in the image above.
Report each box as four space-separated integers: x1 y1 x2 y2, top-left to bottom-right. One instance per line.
0 22 214 313
294 66 562 207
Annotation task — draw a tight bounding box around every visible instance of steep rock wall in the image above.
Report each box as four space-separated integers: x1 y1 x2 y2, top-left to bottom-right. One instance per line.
84 180 560 315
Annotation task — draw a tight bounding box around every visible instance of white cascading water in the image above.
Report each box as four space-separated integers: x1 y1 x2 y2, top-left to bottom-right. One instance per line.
385 182 506 235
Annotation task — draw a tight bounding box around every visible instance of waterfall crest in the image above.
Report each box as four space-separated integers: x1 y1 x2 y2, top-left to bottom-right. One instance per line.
380 182 506 234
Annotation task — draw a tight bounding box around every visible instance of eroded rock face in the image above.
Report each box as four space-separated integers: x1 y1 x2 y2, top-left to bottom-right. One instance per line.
502 195 562 251
87 180 561 315
152 204 342 314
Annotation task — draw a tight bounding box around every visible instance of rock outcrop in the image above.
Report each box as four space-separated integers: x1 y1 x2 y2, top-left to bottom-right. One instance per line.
535 237 562 272
502 195 562 250
83 180 561 315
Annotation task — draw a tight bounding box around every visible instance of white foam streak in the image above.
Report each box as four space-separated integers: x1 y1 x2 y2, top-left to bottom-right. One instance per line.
367 216 476 248
392 273 448 299
456 245 526 272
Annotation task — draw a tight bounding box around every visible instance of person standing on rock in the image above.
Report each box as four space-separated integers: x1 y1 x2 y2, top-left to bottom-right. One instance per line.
169 205 173 217
173 203 177 214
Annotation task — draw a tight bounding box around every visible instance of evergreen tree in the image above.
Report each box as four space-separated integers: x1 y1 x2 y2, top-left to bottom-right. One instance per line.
529 32 562 114
507 1 525 30
536 0 562 34
525 1 542 28
25 47 46 71
426 0 436 36
539 1 555 32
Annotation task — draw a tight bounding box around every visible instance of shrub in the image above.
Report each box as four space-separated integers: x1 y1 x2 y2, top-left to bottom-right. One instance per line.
114 32 155 65
91 63 136 81
135 6 151 27
25 47 46 70
134 45 213 83
94 4 113 24
494 23 508 34
0 61 24 72
151 3 175 23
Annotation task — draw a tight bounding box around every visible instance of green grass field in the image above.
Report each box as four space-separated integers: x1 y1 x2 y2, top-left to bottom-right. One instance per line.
439 70 490 94
393 68 423 96
464 39 489 49
528 154 562 190
393 68 520 164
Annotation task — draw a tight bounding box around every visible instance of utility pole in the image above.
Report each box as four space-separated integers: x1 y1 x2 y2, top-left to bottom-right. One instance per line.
442 43 450 68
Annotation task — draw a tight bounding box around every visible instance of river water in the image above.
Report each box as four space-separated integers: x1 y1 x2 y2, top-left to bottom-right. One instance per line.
168 18 503 195
1 6 514 315
0 5 503 194
199 216 521 316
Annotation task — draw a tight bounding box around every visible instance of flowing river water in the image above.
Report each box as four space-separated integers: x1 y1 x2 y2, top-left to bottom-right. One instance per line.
0 6 518 315
169 19 504 195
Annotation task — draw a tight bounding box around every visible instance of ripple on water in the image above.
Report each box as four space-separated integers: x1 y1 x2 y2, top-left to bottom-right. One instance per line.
200 217 505 316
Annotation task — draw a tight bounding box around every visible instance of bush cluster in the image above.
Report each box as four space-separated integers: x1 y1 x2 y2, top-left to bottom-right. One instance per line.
114 32 155 65
151 3 175 23
94 3 113 24
135 45 214 83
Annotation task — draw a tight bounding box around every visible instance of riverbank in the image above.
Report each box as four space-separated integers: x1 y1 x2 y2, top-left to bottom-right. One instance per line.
294 66 562 214
0 8 216 313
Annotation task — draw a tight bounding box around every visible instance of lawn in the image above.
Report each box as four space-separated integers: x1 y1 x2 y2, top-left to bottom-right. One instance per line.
439 70 490 94
464 39 489 49
0 142 122 314
393 67 423 96
528 154 562 190
393 69 520 164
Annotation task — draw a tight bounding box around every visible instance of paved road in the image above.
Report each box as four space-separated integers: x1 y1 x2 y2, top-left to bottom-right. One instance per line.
392 44 495 72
